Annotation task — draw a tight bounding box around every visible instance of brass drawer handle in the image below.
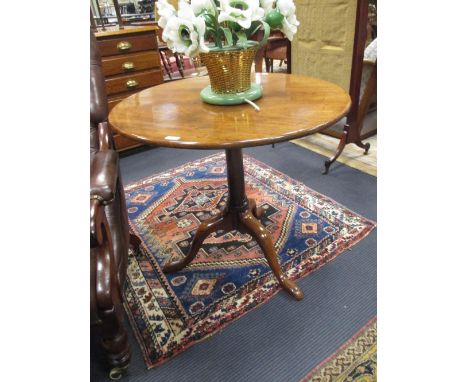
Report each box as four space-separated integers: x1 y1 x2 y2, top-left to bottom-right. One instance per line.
117 41 132 51
126 79 139 89
122 61 135 71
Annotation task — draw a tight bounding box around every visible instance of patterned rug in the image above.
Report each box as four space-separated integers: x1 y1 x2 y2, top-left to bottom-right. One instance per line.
300 317 377 382
123 153 376 369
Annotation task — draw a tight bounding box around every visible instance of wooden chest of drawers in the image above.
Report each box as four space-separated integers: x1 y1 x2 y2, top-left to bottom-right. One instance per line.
95 26 164 151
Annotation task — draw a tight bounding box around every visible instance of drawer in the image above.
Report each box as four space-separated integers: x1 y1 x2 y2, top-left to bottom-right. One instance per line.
102 51 161 77
105 69 163 96
97 32 157 57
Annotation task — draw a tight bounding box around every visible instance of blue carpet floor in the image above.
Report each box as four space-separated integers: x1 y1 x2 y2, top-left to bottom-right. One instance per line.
90 142 376 382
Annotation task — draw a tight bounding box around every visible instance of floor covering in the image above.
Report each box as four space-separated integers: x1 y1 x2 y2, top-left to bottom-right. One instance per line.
122 153 375 368
300 317 377 382
91 142 376 382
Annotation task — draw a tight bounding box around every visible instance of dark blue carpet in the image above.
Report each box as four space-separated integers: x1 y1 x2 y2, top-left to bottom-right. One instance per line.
91 142 376 382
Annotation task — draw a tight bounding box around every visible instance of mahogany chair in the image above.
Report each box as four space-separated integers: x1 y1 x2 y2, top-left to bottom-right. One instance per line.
90 29 139 380
264 32 290 73
253 31 291 73
156 27 185 79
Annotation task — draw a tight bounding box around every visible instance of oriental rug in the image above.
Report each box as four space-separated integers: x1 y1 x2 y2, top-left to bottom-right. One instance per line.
300 317 377 382
123 153 376 369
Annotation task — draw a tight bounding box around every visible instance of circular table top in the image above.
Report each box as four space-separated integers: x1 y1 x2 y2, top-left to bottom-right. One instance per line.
109 73 351 149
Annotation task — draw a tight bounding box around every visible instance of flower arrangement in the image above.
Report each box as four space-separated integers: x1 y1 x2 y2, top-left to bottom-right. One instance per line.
156 0 300 58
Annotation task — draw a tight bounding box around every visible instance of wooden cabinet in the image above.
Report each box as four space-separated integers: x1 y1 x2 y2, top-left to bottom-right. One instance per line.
95 26 164 151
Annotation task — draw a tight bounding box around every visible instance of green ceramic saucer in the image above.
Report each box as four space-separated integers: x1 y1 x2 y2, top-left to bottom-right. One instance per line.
200 83 263 105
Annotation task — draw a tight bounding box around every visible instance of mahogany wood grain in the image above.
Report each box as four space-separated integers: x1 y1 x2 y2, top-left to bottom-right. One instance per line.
109 73 349 299
113 134 145 151
105 69 163 96
97 32 157 57
108 97 124 113
107 87 151 112
107 84 165 113
107 92 148 150
90 199 131 375
109 73 351 149
102 51 161 77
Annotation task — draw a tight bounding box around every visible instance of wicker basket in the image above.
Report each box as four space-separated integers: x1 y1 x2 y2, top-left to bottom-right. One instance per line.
199 43 259 94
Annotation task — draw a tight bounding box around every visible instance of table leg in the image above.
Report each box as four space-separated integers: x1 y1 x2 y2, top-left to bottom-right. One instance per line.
163 148 304 300
238 206 304 300
163 212 226 273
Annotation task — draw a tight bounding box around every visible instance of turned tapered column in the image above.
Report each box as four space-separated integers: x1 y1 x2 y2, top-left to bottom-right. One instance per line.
225 148 249 212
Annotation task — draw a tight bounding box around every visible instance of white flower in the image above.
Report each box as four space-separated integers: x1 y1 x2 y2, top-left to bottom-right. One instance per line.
156 0 176 29
162 1 209 57
218 0 265 29
191 0 217 16
276 0 295 18
260 0 275 13
276 0 300 40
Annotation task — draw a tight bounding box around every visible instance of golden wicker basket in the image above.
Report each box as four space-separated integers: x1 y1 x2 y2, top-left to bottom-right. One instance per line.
199 44 259 94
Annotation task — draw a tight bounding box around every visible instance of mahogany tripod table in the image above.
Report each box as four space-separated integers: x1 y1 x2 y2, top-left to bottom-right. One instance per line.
109 73 350 300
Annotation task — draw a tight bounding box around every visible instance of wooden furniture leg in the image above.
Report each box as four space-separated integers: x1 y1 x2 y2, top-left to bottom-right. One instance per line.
159 50 172 80
163 148 304 300
129 233 142 250
322 0 370 174
353 63 376 155
90 7 97 32
93 0 106 30
323 124 349 175
254 44 266 73
239 207 304 300
100 305 131 380
91 199 131 379
354 139 370 154
163 212 226 273
174 53 185 78
111 0 124 29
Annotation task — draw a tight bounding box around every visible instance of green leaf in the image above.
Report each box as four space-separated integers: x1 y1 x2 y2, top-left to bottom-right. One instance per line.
237 31 247 45
246 21 262 39
221 27 233 46
201 12 216 28
210 0 220 17
205 26 217 40
214 31 223 49
257 21 271 48
213 0 220 7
